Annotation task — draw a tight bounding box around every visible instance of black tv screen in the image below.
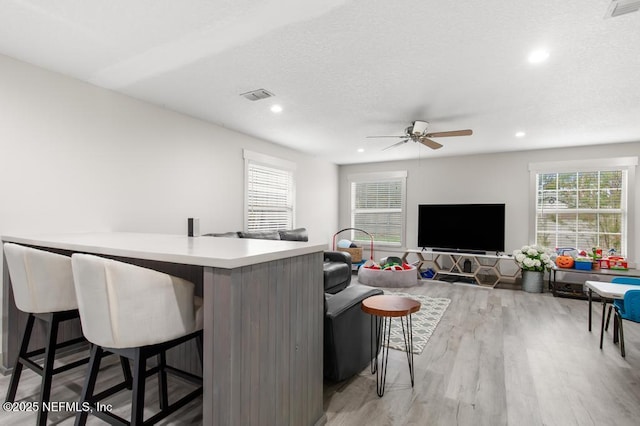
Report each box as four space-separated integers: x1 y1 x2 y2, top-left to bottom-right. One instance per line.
417 204 505 253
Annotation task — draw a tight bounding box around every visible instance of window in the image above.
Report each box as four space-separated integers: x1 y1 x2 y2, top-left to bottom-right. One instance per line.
244 150 296 232
348 171 407 246
530 157 637 256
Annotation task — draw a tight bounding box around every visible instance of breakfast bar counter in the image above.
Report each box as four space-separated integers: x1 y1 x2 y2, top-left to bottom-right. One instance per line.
2 232 327 425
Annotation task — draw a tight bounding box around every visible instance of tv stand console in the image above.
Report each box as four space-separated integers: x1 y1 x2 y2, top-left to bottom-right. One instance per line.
402 249 520 288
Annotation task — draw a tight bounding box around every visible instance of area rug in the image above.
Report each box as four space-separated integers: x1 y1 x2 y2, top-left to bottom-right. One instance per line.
382 292 451 354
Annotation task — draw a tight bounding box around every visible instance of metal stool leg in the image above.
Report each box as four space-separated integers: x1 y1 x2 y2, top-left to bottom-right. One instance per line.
400 314 415 387
617 311 626 358
369 313 417 396
373 316 391 397
370 314 378 374
600 301 607 349
592 288 593 331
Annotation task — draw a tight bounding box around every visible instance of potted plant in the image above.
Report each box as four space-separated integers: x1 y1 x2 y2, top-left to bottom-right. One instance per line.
513 245 555 293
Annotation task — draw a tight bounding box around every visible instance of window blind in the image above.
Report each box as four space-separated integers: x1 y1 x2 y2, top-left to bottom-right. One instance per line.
246 162 294 231
535 169 627 255
349 173 406 246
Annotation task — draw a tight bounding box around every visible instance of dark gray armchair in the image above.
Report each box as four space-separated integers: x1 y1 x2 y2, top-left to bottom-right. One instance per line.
323 251 352 294
324 283 382 381
323 250 383 382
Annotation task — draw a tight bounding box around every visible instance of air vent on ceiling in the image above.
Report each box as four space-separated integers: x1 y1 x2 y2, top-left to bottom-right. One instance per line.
605 0 640 18
240 89 275 101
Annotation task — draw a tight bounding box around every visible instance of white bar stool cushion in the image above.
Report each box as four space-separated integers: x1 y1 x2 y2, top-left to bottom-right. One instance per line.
71 254 203 349
3 242 78 314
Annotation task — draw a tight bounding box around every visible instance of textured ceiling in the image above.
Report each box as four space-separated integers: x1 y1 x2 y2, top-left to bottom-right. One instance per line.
1 0 639 164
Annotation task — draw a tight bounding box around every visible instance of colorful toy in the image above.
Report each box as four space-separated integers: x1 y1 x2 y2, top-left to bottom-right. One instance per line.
574 257 592 270
337 239 353 248
332 228 374 264
591 247 603 260
363 257 414 272
358 259 418 287
384 264 403 271
608 256 628 270
556 247 578 257
555 255 574 269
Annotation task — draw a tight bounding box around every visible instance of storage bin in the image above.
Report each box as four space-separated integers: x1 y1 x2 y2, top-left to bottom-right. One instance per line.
338 247 363 263
574 260 592 271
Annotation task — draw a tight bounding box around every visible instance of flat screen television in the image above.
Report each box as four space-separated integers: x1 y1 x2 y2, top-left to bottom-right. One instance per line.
417 203 505 254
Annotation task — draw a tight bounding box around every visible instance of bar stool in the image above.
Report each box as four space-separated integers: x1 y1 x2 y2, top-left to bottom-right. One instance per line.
71 253 203 425
3 243 99 426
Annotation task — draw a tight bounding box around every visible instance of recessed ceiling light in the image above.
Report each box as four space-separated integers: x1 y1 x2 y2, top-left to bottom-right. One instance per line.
515 131 526 138
270 104 283 113
357 148 365 153
528 49 549 64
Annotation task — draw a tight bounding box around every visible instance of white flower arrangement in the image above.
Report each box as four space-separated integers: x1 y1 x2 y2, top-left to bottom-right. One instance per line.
512 245 555 272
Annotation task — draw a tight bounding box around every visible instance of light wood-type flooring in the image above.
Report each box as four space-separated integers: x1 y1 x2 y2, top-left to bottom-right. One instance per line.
1 279 640 425
325 280 640 426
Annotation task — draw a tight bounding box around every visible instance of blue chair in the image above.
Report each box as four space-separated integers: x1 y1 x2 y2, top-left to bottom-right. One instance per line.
613 289 640 357
604 277 640 332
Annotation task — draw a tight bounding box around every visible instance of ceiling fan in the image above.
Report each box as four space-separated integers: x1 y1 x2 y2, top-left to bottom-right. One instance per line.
367 120 473 151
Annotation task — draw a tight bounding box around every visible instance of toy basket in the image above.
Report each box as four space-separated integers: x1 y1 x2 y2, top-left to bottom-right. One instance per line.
337 247 363 263
357 263 418 287
332 228 374 264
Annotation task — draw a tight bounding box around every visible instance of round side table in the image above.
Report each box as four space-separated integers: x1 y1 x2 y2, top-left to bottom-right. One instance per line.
361 294 421 397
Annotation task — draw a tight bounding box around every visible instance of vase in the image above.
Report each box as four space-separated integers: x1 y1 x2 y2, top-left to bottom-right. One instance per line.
521 270 544 293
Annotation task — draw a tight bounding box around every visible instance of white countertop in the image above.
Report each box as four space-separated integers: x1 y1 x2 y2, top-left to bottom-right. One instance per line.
1 232 327 269
585 280 640 299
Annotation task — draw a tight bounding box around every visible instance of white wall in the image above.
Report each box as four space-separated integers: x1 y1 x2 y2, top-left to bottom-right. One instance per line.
0 54 338 343
339 143 640 265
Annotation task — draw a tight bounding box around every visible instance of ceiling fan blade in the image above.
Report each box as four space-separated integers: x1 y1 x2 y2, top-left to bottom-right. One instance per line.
424 129 473 138
419 137 443 150
366 135 406 138
382 139 409 151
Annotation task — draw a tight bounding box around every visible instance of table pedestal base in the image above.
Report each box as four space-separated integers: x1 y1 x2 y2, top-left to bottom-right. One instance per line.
370 314 415 397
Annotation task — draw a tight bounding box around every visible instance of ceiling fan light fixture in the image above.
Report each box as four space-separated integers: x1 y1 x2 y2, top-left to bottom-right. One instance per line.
366 120 472 153
411 120 429 135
